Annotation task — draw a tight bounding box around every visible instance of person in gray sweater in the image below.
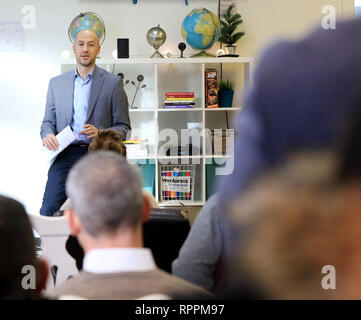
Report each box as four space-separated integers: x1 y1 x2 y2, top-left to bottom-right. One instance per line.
172 194 225 292
47 151 210 300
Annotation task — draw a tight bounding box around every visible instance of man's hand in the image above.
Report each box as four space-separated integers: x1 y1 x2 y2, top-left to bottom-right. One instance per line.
79 124 99 139
43 134 59 151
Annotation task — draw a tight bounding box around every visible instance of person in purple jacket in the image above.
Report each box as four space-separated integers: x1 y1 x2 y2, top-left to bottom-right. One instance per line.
173 17 361 296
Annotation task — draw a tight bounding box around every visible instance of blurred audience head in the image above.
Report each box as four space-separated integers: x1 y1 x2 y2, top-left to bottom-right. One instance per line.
338 106 361 182
65 151 149 251
0 195 48 299
88 129 126 157
229 153 361 299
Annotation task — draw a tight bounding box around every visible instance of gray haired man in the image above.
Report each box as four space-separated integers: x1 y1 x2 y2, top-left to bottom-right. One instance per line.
47 151 210 299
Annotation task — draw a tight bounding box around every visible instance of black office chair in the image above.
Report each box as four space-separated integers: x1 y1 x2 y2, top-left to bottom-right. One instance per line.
65 208 190 273
143 208 190 273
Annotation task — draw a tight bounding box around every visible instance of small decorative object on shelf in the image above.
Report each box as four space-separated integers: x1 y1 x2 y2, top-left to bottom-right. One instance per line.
164 92 195 109
117 73 130 86
218 79 234 107
130 75 147 109
219 5 245 57
205 69 218 108
146 24 166 58
178 42 186 58
181 8 221 57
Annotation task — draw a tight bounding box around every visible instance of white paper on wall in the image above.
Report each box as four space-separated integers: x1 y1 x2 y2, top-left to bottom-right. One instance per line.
0 21 23 52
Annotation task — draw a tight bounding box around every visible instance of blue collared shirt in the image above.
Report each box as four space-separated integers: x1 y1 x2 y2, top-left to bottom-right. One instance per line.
71 69 93 143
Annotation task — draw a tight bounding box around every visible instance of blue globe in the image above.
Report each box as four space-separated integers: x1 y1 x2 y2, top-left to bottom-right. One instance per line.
181 8 221 57
68 12 106 44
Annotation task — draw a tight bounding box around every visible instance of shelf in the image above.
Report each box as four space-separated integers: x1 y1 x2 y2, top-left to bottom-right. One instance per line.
61 55 253 206
157 107 242 111
61 57 254 65
206 107 242 111
129 108 156 112
158 108 202 112
158 156 202 159
205 155 233 159
127 156 155 160
159 201 205 207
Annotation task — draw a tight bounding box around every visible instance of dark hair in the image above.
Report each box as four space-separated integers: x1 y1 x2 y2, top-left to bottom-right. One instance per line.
88 129 127 157
0 195 37 299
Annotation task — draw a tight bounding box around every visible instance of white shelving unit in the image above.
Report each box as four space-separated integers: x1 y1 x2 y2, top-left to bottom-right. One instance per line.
61 56 254 207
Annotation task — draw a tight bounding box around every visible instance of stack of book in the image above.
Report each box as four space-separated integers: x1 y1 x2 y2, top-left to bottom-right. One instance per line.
164 92 195 109
124 139 148 158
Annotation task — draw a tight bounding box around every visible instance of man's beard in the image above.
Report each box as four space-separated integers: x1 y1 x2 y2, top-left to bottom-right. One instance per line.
78 56 95 67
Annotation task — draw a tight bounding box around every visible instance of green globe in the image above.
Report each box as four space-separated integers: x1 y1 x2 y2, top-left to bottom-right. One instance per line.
181 8 221 58
68 12 106 44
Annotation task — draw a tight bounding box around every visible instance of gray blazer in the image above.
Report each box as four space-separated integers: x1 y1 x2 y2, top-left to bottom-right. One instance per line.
40 65 131 140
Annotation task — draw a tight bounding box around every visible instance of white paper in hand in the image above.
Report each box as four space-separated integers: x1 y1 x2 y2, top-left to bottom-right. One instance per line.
43 126 77 163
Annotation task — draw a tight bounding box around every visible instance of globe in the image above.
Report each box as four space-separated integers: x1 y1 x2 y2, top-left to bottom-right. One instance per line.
68 12 106 45
181 8 221 58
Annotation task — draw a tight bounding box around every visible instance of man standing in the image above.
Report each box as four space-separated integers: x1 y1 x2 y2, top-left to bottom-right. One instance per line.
40 29 130 216
47 151 210 299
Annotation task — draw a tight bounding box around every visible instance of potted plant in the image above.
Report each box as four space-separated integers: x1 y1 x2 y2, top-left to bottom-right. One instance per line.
219 5 245 55
218 79 234 108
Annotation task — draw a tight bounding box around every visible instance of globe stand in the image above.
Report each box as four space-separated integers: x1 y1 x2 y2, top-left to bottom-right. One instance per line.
151 50 164 58
191 50 216 58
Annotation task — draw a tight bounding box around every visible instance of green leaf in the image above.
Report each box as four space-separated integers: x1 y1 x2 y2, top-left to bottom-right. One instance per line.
230 20 242 28
231 32 245 44
220 20 228 28
226 5 233 18
228 24 237 35
219 79 234 91
230 14 242 23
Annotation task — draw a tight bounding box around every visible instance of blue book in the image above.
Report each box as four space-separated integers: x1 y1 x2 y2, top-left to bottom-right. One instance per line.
163 105 195 109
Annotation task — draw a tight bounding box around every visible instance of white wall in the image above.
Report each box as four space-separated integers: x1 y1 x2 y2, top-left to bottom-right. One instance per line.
0 0 354 214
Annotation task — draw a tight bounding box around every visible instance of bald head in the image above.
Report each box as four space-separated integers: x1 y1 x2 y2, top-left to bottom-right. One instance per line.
73 29 100 68
75 29 100 46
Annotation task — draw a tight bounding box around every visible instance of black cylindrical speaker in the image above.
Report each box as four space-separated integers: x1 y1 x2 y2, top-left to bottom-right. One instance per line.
117 38 129 58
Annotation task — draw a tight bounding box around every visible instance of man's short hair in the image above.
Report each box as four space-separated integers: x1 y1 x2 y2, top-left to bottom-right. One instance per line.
66 151 144 237
0 195 37 299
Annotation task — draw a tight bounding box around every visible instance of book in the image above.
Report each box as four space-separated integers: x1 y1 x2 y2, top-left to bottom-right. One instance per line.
164 102 195 106
163 105 195 109
165 97 195 101
205 69 218 108
165 92 194 97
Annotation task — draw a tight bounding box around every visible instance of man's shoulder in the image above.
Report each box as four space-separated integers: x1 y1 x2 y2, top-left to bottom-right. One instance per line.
49 70 73 84
95 66 121 83
46 269 211 299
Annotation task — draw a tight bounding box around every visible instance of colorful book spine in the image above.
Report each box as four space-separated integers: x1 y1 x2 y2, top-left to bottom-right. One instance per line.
163 105 194 108
165 92 194 97
164 102 195 105
205 69 218 108
165 97 195 101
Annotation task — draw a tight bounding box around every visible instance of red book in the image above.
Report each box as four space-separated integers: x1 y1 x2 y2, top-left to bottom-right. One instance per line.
165 92 194 97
